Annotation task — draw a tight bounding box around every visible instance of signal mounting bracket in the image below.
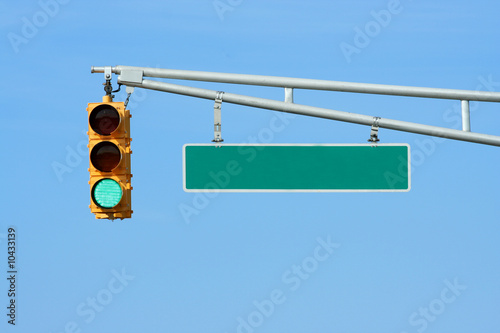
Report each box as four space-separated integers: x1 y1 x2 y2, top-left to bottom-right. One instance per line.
103 66 113 96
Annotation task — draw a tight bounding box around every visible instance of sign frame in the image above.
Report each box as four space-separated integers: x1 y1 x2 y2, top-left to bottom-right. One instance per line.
183 143 411 193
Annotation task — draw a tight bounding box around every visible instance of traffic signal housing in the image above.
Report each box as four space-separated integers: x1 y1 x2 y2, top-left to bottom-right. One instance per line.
87 96 132 220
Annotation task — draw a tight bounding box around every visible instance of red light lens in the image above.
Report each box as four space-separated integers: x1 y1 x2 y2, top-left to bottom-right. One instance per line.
89 105 120 135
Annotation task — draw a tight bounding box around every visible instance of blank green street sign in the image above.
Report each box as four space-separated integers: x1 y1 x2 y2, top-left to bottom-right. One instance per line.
183 144 410 192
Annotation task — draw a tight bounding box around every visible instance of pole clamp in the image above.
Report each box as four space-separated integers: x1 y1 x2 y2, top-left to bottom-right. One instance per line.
212 91 224 144
368 117 381 143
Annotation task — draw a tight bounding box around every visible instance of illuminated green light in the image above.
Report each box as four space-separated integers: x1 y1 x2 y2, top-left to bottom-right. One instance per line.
92 179 123 208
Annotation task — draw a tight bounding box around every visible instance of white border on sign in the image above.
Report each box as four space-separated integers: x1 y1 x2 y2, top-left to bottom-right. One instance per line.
182 143 411 193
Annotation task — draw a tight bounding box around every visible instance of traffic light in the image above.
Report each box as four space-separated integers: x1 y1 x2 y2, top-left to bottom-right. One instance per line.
87 95 132 220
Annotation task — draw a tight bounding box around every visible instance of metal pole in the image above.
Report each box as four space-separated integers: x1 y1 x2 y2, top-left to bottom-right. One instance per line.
461 100 471 131
92 65 500 103
119 78 500 147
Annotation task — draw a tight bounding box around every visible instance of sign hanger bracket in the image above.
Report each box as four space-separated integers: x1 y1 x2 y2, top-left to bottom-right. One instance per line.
212 91 224 145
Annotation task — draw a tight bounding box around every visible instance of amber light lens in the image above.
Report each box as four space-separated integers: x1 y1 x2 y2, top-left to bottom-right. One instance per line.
91 142 121 172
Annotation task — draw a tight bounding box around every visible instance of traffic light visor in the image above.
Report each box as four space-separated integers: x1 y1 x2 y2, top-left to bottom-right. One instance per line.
92 178 123 208
89 105 120 135
90 141 121 172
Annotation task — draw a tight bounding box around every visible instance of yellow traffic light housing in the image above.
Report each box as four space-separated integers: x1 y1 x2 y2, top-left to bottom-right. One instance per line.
87 95 132 220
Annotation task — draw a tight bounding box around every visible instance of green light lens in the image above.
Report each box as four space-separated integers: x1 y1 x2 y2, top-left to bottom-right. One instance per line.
92 179 123 208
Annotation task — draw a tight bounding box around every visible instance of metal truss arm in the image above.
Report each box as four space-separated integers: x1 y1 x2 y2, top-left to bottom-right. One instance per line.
90 65 500 147
120 78 500 147
93 65 500 102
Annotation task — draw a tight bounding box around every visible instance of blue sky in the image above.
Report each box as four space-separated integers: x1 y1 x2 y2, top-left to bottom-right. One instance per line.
1 0 500 332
